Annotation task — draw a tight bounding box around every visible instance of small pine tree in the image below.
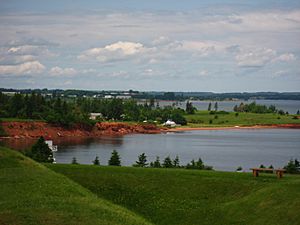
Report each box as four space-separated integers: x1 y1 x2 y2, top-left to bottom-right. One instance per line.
297 110 300 115
214 102 218 111
196 158 204 169
108 150 121 166
284 158 300 174
134 153 148 167
93 156 100 165
153 156 161 168
71 157 78 164
162 156 173 168
208 102 212 111
173 155 180 168
26 136 53 163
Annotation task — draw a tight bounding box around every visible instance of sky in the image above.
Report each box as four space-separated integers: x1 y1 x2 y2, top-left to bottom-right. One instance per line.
0 0 300 92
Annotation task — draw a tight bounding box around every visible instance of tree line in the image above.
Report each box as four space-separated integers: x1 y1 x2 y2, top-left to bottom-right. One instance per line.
0 92 188 126
72 150 213 170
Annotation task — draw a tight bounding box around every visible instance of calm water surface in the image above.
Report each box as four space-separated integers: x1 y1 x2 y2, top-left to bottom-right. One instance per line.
157 100 300 114
49 129 300 171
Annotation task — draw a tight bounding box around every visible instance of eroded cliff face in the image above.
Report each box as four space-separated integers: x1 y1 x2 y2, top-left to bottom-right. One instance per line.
0 121 163 139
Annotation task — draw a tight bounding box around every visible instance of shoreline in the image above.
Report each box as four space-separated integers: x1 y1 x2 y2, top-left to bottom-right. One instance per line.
1 121 300 140
166 123 300 132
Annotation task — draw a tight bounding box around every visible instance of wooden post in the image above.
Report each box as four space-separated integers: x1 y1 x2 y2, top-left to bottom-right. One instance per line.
276 170 283 178
252 169 259 177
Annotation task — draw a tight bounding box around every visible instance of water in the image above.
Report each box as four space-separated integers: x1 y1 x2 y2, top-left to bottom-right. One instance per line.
156 100 300 114
46 129 300 171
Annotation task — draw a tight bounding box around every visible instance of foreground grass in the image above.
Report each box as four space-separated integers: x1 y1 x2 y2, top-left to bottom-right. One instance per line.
184 111 300 127
0 147 152 225
47 164 300 225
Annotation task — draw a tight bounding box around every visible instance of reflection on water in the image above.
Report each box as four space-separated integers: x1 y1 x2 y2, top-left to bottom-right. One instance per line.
1 129 300 171
0 136 124 151
0 138 36 151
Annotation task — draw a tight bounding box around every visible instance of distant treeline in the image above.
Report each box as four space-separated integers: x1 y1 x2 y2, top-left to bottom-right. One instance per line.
1 88 300 100
233 102 278 114
0 92 187 126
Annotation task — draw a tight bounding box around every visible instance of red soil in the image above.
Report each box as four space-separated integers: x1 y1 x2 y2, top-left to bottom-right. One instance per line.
1 121 299 140
0 121 163 139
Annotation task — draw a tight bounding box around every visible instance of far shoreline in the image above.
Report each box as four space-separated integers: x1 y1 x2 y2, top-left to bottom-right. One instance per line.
166 123 300 132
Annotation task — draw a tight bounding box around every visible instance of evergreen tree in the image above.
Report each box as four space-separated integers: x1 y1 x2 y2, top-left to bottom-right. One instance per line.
173 155 180 168
297 110 300 115
71 157 78 164
26 136 53 163
153 156 161 168
162 156 173 168
93 156 100 165
214 102 218 111
186 101 196 114
196 158 204 169
208 102 212 111
284 158 300 174
134 153 148 167
108 150 121 166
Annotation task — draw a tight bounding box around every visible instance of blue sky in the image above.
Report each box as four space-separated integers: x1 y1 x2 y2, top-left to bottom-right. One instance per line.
0 0 300 91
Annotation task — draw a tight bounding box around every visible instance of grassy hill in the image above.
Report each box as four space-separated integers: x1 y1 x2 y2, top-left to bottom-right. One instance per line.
184 111 300 127
47 164 300 225
0 147 152 225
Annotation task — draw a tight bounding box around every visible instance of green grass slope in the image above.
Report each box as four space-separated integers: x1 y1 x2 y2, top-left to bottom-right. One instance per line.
0 147 152 225
184 111 300 127
47 164 300 225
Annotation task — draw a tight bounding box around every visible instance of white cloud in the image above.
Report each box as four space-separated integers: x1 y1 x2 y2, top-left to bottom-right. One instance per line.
49 66 77 76
0 61 45 75
274 53 296 62
78 41 146 62
7 45 54 57
235 48 277 67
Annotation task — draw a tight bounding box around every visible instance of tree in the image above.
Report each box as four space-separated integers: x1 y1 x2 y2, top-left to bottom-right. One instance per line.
26 136 53 163
162 156 173 168
134 153 148 167
214 102 218 111
108 150 121 166
284 158 300 174
297 110 300 115
71 157 78 164
93 156 100 165
186 158 204 170
173 155 180 168
208 102 212 111
153 156 161 168
186 101 196 114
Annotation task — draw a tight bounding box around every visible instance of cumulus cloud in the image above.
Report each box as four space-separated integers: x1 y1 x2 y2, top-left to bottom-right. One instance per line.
274 53 296 62
78 41 146 62
49 66 77 76
0 61 45 75
235 48 277 67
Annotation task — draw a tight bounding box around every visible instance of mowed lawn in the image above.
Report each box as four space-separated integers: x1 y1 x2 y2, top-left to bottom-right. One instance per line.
184 111 300 127
0 147 152 225
47 164 300 225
